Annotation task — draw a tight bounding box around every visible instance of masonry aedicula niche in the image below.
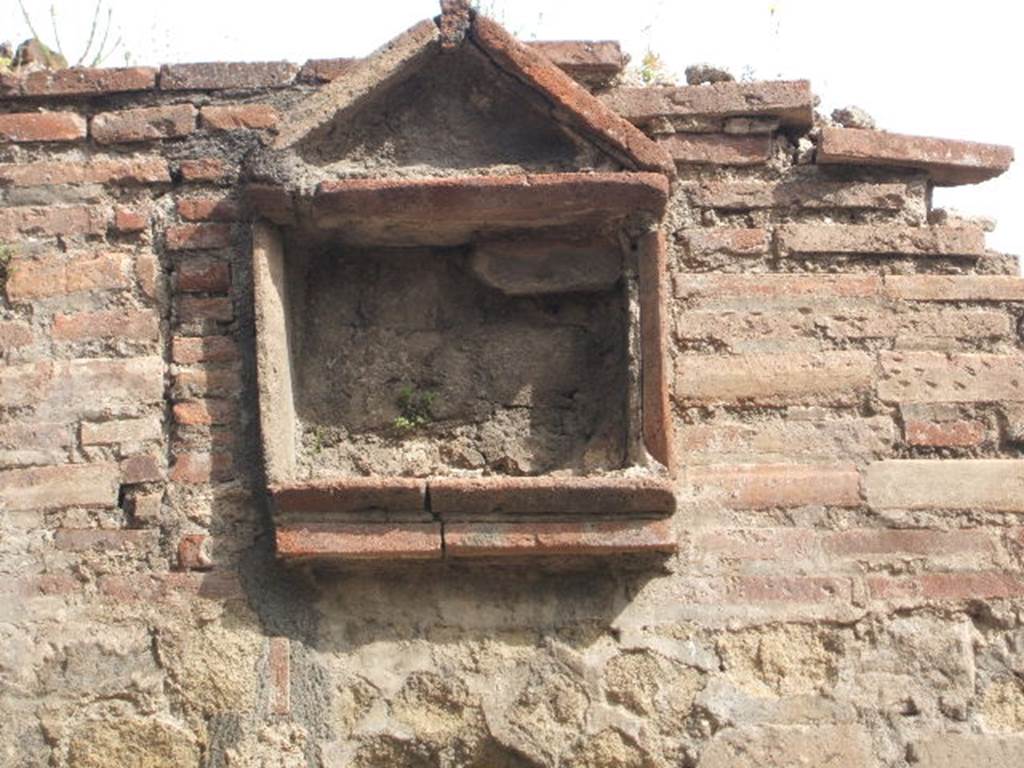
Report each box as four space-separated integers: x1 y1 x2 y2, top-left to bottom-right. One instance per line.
247 5 677 565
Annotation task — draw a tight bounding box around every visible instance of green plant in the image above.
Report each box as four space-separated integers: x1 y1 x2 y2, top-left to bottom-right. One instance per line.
16 0 122 68
0 244 12 294
393 385 437 432
638 49 665 85
308 424 331 453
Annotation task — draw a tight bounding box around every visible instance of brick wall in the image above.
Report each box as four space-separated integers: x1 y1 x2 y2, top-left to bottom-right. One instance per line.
0 20 1021 768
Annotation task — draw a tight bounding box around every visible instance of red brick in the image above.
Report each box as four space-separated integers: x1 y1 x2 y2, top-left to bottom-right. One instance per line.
0 362 52 407
676 352 874 406
268 637 291 716
171 335 239 364
686 463 861 509
55 528 156 552
0 320 33 350
125 490 163 524
177 262 231 293
176 197 240 222
883 275 1024 302
179 158 230 182
0 205 107 240
868 572 1024 602
136 253 160 300
199 104 279 131
7 252 128 301
466 16 674 175
720 575 852 604
0 422 72 466
113 208 149 233
177 534 213 571
600 80 814 128
166 223 232 250
660 133 771 166
692 179 916 211
866 459 1024 512
9 66 156 97
1 357 164 413
817 127 1014 186
173 366 241 398
826 528 995 558
173 399 235 426
170 452 234 484
527 40 625 86
275 522 442 561
684 227 770 256
120 453 164 484
691 528 817 564
675 273 882 302
296 57 357 83
0 463 120 511
160 61 298 90
15 572 79 597
91 105 196 144
82 416 163 446
776 224 986 258
52 309 159 342
178 297 234 323
0 157 170 187
879 351 1024 404
446 519 675 558
904 418 986 447
0 112 86 142
429 476 676 517
270 477 428 516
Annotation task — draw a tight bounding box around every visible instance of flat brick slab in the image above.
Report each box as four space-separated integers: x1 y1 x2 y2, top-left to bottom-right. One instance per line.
693 179 919 211
0 156 169 186
600 80 813 128
776 224 986 257
865 459 1024 511
0 112 85 143
310 173 669 243
686 463 861 509
200 104 279 131
160 61 299 90
276 522 442 561
0 463 120 511
1 67 156 97
91 105 196 144
296 57 357 83
429 476 676 517
659 133 771 166
445 518 675 558
527 41 625 86
817 126 1014 186
883 275 1024 302
868 572 1024 603
676 352 874 406
271 477 428 516
910 735 1024 767
879 351 1024 404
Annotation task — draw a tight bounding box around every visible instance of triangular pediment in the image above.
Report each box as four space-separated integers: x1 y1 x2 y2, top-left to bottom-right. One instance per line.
270 10 674 177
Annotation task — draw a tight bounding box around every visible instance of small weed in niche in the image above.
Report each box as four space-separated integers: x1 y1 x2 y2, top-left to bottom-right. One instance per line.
393 385 437 432
308 424 332 453
0 244 12 293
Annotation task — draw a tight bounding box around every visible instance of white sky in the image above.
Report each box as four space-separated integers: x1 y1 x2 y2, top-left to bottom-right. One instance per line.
4 0 1022 257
